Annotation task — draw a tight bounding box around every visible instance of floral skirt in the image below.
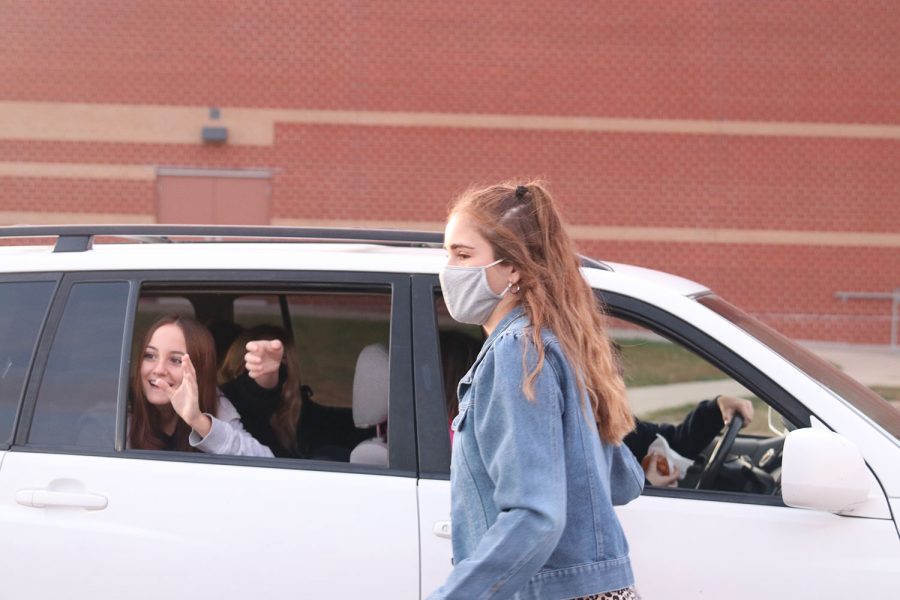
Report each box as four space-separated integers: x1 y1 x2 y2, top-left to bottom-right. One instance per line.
571 587 641 600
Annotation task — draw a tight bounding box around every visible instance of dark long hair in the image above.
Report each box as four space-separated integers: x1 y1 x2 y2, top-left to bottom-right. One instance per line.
450 181 634 444
129 315 220 451
439 330 482 421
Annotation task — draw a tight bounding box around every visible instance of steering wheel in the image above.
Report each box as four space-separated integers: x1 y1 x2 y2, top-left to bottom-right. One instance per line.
696 414 744 489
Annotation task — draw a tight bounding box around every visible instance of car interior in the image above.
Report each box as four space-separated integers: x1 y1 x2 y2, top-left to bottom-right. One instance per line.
133 285 392 464
606 313 794 496
432 296 796 498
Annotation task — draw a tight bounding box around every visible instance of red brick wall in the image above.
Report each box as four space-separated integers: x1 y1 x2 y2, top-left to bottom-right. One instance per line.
586 241 899 345
1 1 898 344
0 177 154 215
3 1 897 121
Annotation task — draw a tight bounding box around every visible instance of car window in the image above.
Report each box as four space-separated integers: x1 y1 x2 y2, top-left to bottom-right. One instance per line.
700 294 900 442
608 315 786 437
431 293 792 497
132 286 394 466
0 280 56 445
606 313 791 496
436 292 774 478
28 282 129 450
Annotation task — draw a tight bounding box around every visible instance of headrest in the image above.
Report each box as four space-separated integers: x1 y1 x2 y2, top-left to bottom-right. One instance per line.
352 343 389 427
349 438 388 466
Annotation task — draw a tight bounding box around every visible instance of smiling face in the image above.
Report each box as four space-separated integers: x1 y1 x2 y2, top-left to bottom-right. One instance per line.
140 323 187 406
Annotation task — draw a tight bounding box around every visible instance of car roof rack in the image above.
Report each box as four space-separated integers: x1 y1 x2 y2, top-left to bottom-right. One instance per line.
0 224 444 253
0 224 613 271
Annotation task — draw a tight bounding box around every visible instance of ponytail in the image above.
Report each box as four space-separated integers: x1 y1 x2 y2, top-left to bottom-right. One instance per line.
451 181 634 444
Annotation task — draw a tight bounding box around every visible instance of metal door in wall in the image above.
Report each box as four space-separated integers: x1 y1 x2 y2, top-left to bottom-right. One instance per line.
156 168 272 225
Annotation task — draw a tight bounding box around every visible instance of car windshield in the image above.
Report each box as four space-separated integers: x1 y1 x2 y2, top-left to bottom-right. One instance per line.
698 294 900 443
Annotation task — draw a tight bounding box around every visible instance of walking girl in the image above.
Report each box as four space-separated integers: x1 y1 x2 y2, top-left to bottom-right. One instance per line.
428 182 644 600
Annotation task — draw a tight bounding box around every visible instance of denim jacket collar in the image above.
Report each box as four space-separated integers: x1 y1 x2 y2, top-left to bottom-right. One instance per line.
474 304 526 364
453 305 527 423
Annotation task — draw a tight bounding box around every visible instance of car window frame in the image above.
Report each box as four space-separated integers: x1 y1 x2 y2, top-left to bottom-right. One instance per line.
0 272 61 450
13 269 417 478
414 276 813 506
411 275 452 478
602 290 813 506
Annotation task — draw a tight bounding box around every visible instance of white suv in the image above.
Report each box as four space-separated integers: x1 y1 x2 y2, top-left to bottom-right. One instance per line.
0 225 897 599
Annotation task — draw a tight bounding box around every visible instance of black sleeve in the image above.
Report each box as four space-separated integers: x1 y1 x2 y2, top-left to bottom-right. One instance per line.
623 419 662 463
624 399 725 462
219 370 284 419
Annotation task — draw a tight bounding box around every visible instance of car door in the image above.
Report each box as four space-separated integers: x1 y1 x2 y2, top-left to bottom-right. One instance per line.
0 271 421 599
414 274 900 599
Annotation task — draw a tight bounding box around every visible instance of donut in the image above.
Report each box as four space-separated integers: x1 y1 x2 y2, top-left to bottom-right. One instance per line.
641 453 670 476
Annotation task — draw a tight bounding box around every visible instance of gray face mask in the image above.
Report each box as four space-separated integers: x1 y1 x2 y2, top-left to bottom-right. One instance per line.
439 258 512 325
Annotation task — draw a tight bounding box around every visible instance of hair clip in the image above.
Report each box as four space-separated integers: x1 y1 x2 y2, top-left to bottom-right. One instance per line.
515 185 528 199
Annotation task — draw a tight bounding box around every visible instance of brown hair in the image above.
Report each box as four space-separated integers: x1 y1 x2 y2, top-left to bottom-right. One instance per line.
218 324 302 455
450 181 634 443
129 315 220 451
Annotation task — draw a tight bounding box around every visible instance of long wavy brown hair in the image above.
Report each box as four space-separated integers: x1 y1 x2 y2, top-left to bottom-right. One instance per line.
129 315 220 451
218 324 302 455
450 181 634 444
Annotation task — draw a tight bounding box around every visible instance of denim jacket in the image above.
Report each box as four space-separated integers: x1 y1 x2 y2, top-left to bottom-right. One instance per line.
428 307 644 600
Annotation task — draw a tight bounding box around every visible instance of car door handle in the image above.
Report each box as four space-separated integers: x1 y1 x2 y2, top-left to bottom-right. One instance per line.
15 489 108 510
433 520 452 539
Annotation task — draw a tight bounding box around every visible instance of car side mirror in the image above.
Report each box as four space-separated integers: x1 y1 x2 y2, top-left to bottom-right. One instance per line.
781 428 870 513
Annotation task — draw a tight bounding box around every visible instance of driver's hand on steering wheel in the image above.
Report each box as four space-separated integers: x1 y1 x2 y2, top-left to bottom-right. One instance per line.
716 395 754 428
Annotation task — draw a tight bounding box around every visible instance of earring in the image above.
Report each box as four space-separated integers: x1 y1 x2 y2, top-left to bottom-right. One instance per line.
511 283 521 294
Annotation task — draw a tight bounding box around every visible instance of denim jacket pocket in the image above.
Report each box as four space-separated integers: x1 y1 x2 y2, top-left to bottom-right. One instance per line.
451 373 474 432
451 397 471 432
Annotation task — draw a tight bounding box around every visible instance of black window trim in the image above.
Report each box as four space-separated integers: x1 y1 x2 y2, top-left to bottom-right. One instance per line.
14 269 417 478
411 275 452 479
